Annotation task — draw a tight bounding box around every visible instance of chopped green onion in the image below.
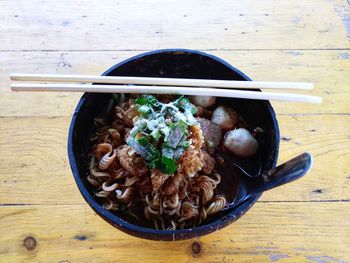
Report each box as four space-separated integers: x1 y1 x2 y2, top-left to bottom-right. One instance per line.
129 95 198 174
160 156 177 174
137 136 149 146
137 105 151 117
175 96 197 115
166 127 184 149
150 129 161 142
135 97 147 105
173 147 185 160
176 119 189 132
135 95 158 106
127 137 153 161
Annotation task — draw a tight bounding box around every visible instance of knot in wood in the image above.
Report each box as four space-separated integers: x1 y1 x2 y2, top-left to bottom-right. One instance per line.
23 236 37 250
191 241 202 256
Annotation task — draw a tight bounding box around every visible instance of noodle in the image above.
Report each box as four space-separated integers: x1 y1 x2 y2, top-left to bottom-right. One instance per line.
99 149 117 170
116 187 134 202
95 143 112 159
206 196 227 216
102 182 119 192
91 169 111 178
86 95 231 229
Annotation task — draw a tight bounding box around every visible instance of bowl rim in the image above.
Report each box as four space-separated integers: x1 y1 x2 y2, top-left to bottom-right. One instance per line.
68 48 280 240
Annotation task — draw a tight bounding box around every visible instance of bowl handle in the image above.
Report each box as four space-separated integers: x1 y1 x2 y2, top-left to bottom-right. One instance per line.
256 152 312 194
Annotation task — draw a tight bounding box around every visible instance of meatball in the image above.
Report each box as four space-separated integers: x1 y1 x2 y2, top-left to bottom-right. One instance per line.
190 96 216 108
211 106 238 130
223 128 258 158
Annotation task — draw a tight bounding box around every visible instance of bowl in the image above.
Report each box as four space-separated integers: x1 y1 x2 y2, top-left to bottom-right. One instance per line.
68 49 280 241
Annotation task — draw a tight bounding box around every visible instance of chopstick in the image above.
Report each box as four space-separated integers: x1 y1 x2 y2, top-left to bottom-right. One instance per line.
10 83 322 103
10 73 321 103
10 73 314 90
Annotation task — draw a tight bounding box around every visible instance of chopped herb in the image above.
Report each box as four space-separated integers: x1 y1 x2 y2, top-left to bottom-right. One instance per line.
135 95 158 106
150 129 161 142
173 147 186 159
175 96 197 115
126 137 153 161
166 126 185 149
162 147 174 159
127 95 198 174
176 119 189 132
137 105 152 117
160 156 177 174
137 136 149 146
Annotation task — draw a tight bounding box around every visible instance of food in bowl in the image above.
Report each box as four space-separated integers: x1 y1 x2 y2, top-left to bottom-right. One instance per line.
87 93 261 230
68 49 280 240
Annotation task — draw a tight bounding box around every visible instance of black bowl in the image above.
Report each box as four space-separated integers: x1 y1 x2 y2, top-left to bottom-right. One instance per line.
68 49 280 241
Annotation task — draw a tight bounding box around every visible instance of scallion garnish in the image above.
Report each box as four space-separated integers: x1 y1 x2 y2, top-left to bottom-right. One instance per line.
127 95 198 174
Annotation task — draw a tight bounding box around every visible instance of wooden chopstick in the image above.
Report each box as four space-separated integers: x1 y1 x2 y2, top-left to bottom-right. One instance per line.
10 73 314 90
10 83 322 103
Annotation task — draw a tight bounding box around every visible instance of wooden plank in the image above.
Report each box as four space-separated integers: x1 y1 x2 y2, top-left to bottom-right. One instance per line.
263 114 350 202
0 117 82 205
0 202 349 262
1 0 349 261
0 115 349 205
0 0 349 50
1 50 350 116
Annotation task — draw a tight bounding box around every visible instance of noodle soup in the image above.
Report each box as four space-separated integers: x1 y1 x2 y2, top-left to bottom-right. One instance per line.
68 49 279 240
87 94 261 230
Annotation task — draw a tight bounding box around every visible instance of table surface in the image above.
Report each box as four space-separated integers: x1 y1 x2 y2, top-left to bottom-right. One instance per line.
0 0 349 262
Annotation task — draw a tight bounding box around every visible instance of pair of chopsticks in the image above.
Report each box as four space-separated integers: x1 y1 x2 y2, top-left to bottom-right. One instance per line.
10 74 322 103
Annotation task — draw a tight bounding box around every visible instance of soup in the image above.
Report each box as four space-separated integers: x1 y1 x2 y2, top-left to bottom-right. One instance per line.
87 94 260 230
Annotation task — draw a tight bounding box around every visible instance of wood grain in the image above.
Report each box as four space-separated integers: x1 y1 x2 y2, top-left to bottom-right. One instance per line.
0 0 349 50
0 115 349 205
1 0 350 261
0 202 349 263
2 50 350 116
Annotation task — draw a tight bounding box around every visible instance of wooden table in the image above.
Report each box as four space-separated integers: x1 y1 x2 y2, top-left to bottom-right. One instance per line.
1 1 349 262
